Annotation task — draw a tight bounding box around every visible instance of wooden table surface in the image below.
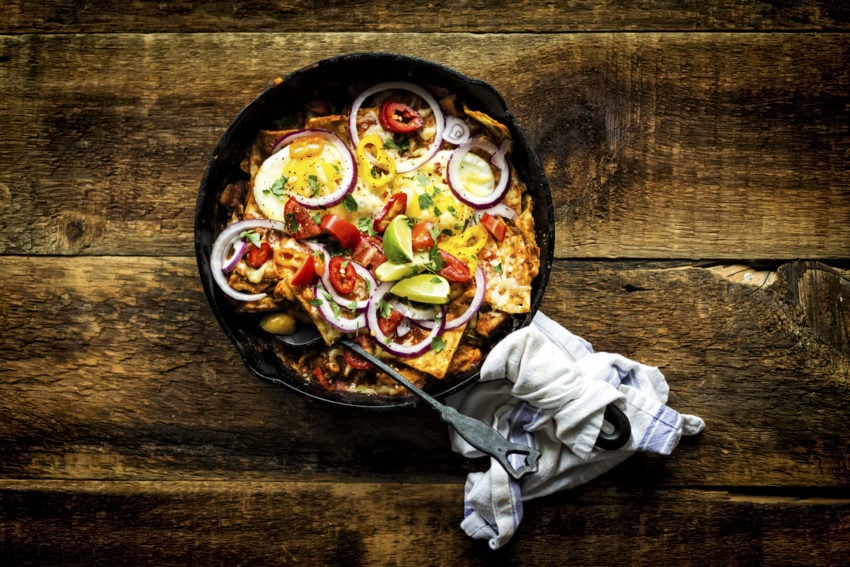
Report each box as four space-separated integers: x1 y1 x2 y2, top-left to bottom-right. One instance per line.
2 2 849 565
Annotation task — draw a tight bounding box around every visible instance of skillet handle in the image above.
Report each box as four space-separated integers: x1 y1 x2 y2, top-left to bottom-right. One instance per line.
595 403 631 450
439 405 541 481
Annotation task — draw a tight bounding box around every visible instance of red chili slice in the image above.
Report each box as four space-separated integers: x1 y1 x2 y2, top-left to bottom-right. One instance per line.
290 255 316 286
480 213 508 242
320 214 361 249
411 221 435 252
372 193 408 234
379 101 423 134
438 249 472 283
245 241 272 268
328 255 357 295
284 198 322 240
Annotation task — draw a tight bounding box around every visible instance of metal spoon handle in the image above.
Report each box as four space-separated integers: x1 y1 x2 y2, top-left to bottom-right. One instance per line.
340 339 541 480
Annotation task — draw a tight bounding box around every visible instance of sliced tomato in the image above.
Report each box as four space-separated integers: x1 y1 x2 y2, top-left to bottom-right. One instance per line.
351 235 387 271
290 255 316 286
320 214 361 249
438 249 472 283
328 255 357 295
480 213 508 242
245 241 272 268
411 221 435 252
378 308 405 336
373 193 408 234
379 101 423 134
284 198 322 240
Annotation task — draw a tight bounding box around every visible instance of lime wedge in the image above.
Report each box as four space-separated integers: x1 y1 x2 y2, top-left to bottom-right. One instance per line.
390 274 451 305
375 261 417 282
382 215 414 264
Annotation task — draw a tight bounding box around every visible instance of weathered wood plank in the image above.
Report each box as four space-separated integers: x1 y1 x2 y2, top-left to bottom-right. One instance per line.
2 1 849 33
1 256 847 485
0 481 847 565
1 33 847 258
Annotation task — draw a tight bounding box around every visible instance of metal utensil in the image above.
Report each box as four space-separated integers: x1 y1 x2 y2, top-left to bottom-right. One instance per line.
340 338 541 480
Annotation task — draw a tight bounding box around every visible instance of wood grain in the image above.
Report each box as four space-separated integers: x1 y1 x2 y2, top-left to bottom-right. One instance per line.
2 256 847 486
1 33 847 259
0 481 847 565
2 1 849 33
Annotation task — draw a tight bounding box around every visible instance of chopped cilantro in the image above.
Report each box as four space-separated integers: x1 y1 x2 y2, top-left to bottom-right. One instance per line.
270 176 288 198
307 175 321 197
342 194 359 212
431 336 446 353
384 136 410 152
239 230 261 247
284 212 300 234
358 216 377 235
378 299 393 318
493 262 504 274
418 193 434 210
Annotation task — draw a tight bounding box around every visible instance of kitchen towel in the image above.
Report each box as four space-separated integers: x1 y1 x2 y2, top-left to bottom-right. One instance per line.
446 311 705 550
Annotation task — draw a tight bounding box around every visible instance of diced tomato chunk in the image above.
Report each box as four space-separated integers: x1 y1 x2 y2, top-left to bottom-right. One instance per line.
438 249 472 283
480 213 508 242
411 221 435 252
378 308 405 336
320 214 361 249
284 198 322 240
291 255 316 286
246 242 272 268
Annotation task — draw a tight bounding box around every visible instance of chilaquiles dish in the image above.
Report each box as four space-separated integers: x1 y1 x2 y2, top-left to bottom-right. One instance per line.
211 80 540 395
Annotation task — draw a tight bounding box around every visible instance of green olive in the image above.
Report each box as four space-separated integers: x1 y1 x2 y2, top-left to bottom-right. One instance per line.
260 313 297 335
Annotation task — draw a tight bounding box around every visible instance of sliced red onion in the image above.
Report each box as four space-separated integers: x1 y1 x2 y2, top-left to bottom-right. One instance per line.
396 318 412 338
261 129 356 210
210 219 287 302
366 282 446 358
474 202 518 221
313 282 366 333
221 237 249 273
387 297 440 321
447 137 512 209
442 116 471 145
419 265 486 331
320 256 376 312
349 81 445 174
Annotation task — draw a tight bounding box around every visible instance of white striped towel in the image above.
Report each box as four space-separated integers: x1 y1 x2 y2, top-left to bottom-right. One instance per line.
446 311 705 550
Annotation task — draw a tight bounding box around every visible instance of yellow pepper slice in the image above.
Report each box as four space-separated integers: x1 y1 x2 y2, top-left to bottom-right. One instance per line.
356 134 396 189
439 223 488 273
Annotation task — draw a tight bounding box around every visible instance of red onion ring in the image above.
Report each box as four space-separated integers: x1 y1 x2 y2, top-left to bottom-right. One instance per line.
474 202 518 221
313 282 367 334
387 297 440 321
366 282 446 358
221 237 249 273
349 81 445 174
447 137 512 209
257 129 356 211
419 265 486 331
442 116 471 145
210 219 287 302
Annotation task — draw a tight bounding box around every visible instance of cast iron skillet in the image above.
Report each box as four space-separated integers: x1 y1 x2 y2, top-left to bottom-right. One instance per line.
195 52 555 409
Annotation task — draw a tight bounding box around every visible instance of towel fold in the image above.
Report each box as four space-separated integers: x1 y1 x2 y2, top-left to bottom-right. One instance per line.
446 312 705 550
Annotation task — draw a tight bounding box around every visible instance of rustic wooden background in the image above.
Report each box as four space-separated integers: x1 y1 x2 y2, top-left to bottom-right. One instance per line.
1 1 849 565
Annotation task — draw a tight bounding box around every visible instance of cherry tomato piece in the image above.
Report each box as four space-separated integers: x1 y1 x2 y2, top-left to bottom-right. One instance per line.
378 308 405 336
379 101 423 134
480 213 508 242
313 366 332 390
438 249 472 283
290 255 316 286
245 241 272 268
320 214 361 249
284 198 322 240
411 221 435 252
372 193 408 234
343 334 374 370
328 255 357 295
351 235 387 271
